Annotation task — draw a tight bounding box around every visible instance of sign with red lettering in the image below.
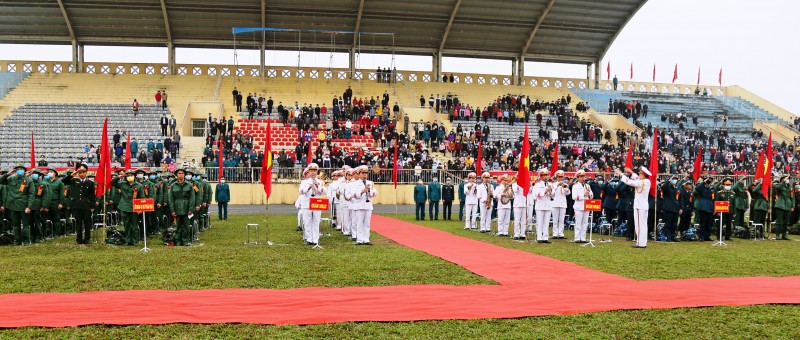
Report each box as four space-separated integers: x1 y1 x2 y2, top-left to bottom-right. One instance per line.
310 197 330 211
133 198 155 212
584 199 602 212
714 201 729 213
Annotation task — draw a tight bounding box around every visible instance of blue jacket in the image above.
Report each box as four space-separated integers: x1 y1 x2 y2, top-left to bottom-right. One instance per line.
215 183 230 203
130 141 139 156
695 181 715 213
601 182 617 210
458 182 466 201
660 182 681 213
679 187 694 212
615 179 634 211
414 185 427 203
428 182 442 201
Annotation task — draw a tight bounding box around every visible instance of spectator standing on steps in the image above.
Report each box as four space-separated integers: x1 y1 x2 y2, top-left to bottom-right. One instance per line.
161 91 168 110
169 115 177 136
155 90 162 109
231 87 239 106
132 99 139 116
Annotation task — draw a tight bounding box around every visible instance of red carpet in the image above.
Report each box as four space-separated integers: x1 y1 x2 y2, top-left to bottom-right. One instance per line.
1 215 800 327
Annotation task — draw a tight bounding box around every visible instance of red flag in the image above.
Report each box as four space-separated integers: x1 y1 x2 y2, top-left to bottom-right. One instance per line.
261 122 273 197
95 117 111 197
630 63 633 80
718 68 723 86
549 141 559 176
624 142 634 170
30 131 35 169
762 133 773 197
475 142 483 175
307 141 313 166
649 128 659 197
692 145 703 182
697 67 701 85
124 133 131 170
754 150 765 181
652 63 656 82
606 61 610 80
218 139 223 180
392 142 399 189
672 64 678 83
516 124 531 197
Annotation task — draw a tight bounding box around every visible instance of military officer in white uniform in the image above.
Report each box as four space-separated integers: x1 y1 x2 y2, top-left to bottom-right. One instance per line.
341 167 355 238
476 172 494 233
351 165 377 245
551 170 570 239
617 166 652 248
527 180 536 233
571 170 593 243
327 170 342 230
493 175 513 236
463 172 479 230
533 169 554 243
298 163 325 246
512 175 529 240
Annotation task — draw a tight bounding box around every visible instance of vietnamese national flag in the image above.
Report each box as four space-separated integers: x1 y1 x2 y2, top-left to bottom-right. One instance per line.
549 141 559 176
261 122 273 197
672 64 678 83
652 63 656 82
218 139 223 180
95 117 112 197
29 131 35 169
630 63 633 80
718 68 723 86
392 142 399 189
517 124 531 197
624 142 634 170
648 128 659 197
754 150 765 181
606 61 610 80
762 133 773 197
124 132 131 170
475 142 483 175
692 145 703 182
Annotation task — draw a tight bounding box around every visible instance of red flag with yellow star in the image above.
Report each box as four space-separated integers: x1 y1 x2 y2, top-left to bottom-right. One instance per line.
761 133 773 198
517 124 531 197
261 122 273 198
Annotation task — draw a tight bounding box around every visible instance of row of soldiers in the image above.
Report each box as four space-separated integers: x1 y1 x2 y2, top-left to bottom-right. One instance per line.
0 163 212 246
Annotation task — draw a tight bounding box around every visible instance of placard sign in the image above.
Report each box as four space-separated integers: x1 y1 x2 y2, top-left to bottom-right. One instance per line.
310 197 330 211
714 201 730 213
584 199 603 212
133 198 155 213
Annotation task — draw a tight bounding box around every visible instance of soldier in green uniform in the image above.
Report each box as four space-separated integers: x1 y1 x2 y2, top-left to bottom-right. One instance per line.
731 176 750 228
773 175 793 240
0 169 7 233
0 165 33 245
714 177 735 241
749 179 768 237
186 170 201 235
153 170 166 231
113 169 144 246
136 169 156 238
44 168 65 236
27 169 52 243
168 168 197 246
200 174 213 230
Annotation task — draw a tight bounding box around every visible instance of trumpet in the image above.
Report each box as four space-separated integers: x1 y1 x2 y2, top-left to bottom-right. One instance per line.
500 184 514 205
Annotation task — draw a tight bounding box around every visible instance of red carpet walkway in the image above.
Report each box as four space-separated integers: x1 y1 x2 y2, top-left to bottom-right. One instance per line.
1 215 800 327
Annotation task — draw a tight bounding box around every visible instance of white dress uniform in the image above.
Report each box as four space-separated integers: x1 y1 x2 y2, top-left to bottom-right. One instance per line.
341 178 354 237
463 181 479 229
527 183 536 232
571 182 593 242
493 184 512 236
511 183 528 238
620 172 651 247
333 177 346 231
551 181 570 238
294 197 303 230
533 180 554 241
351 178 377 244
299 177 325 244
477 182 494 232
327 179 339 230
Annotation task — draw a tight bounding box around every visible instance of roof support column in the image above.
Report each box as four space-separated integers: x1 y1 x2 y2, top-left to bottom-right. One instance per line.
349 48 356 79
586 63 591 84
511 59 517 85
77 43 84 73
517 55 525 85
71 40 79 73
168 43 175 75
260 0 266 77
260 42 266 77
594 60 601 89
432 53 442 82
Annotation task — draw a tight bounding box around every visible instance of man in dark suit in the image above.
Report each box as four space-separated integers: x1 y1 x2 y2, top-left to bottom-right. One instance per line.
267 97 274 116
160 114 169 136
660 175 681 242
231 87 239 106
61 164 96 244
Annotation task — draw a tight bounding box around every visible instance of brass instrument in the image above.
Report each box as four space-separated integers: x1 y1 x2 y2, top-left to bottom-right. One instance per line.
500 184 514 205
484 183 492 209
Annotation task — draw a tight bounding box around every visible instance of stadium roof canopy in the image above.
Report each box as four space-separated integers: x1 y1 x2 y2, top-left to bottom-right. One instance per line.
0 0 647 64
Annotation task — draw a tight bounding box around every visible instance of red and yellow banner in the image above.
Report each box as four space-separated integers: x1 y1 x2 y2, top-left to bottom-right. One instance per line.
584 199 603 212
133 198 155 213
714 201 729 213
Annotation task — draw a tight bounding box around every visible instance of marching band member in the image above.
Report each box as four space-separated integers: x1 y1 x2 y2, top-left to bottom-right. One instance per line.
477 172 494 233
551 170 570 239
299 163 325 246
493 175 513 236
617 166 651 248
352 166 377 245
341 167 355 238
533 169 554 243
333 169 347 234
463 172 479 230
512 175 529 240
571 170 593 243
327 171 341 230
527 178 536 233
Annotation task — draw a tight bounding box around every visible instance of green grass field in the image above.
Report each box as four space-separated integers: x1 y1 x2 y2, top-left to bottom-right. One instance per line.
1 213 798 338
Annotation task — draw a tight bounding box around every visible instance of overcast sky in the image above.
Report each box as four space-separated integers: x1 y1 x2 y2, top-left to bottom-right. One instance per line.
1 0 797 115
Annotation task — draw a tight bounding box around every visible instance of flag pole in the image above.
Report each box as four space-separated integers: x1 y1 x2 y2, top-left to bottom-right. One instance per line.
653 173 658 242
